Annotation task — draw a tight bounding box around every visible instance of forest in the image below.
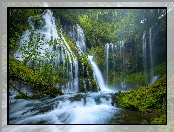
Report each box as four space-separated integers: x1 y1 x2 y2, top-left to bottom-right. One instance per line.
8 8 166 124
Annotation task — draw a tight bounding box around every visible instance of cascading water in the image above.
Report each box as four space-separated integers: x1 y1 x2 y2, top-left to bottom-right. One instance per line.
149 26 154 83
13 9 80 93
149 23 161 84
104 41 126 89
142 31 147 84
65 23 89 91
88 55 110 91
76 24 86 53
112 44 116 86
67 24 86 53
121 41 125 83
135 38 139 87
9 9 117 124
105 43 109 85
9 92 117 124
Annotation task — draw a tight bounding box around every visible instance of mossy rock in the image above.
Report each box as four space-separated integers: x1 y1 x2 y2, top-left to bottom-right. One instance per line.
14 93 29 99
115 74 166 118
46 87 63 97
9 54 63 98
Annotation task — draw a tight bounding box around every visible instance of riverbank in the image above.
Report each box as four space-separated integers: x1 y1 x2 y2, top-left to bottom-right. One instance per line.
112 74 166 124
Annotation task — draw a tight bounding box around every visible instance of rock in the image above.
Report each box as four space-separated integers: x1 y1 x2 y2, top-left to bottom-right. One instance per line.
146 109 152 113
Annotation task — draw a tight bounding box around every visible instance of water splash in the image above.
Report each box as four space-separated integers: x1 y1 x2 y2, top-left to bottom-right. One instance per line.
9 92 116 124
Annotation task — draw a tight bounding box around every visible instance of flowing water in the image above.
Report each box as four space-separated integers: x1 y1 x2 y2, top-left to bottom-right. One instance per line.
9 54 148 124
142 31 148 84
9 91 117 124
9 9 117 124
9 9 150 125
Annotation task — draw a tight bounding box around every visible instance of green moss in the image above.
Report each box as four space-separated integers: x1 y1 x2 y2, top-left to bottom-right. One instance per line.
61 34 99 92
14 93 28 99
115 74 166 124
108 61 166 85
9 54 63 99
151 114 166 124
46 87 63 97
9 9 43 51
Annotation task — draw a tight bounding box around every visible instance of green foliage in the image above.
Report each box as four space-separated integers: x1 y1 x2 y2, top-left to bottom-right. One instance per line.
108 61 166 85
52 9 166 76
46 87 63 97
115 74 166 124
9 54 63 99
9 9 43 52
87 46 105 66
9 8 166 97
151 114 166 124
62 35 99 92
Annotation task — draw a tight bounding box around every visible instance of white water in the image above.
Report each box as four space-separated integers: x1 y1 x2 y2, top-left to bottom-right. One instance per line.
150 75 159 84
88 55 111 91
12 9 94 93
9 9 116 125
104 42 124 87
9 92 116 124
142 31 147 84
149 26 154 80
68 24 86 53
105 43 109 85
76 24 86 53
149 24 160 85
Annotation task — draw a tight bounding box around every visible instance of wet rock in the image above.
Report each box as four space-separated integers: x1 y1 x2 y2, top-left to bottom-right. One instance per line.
146 109 152 113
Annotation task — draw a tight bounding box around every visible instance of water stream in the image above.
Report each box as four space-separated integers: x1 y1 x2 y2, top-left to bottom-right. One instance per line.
9 92 117 124
9 9 150 124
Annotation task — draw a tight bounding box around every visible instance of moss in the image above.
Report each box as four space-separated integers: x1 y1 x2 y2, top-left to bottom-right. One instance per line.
151 114 166 124
9 54 63 99
108 61 166 85
14 93 28 99
62 34 100 92
9 9 43 51
9 54 46 85
115 74 166 124
46 87 63 97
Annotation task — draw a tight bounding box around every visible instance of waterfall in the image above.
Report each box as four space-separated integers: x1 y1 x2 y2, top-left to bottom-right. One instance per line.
74 57 79 92
142 31 147 84
149 26 154 82
104 42 126 87
76 24 86 53
105 43 117 86
105 43 109 85
68 24 86 53
118 41 124 81
112 44 116 86
135 38 138 87
13 9 80 93
12 9 100 94
122 41 125 82
88 55 110 91
149 23 161 84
